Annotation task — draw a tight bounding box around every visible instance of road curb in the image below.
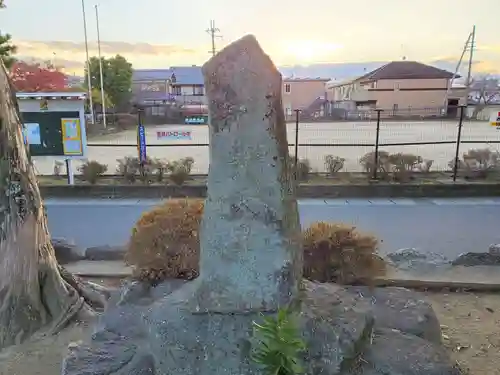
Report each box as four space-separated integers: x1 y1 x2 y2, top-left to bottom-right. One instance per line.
40 183 500 199
72 266 500 292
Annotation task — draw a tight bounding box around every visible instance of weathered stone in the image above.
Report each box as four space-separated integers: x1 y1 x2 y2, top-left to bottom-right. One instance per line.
61 329 155 375
489 243 500 256
52 237 85 264
346 285 442 344
451 251 500 266
192 34 301 312
145 280 374 375
344 328 461 375
85 245 126 261
386 248 448 271
116 280 151 306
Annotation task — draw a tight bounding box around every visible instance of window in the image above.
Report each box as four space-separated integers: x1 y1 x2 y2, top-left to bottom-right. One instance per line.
284 84 291 93
172 85 182 95
193 85 204 96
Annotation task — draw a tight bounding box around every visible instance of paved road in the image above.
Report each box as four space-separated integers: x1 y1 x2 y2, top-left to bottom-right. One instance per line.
45 198 500 259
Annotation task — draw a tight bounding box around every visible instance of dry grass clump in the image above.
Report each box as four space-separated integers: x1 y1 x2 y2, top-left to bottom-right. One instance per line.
302 222 386 284
125 199 204 284
126 202 386 285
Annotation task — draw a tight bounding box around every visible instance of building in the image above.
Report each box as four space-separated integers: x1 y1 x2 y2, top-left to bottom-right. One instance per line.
132 66 206 117
282 77 330 120
326 61 466 118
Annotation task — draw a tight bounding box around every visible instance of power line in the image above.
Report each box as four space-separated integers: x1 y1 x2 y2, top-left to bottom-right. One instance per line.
206 20 222 57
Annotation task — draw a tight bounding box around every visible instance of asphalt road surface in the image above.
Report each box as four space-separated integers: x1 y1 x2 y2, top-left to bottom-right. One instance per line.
45 198 500 259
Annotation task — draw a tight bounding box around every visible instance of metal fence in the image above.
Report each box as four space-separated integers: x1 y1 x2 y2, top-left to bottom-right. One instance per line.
32 105 500 180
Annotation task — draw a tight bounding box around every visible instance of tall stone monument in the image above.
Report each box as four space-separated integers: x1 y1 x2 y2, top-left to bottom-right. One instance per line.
145 34 307 374
197 34 302 312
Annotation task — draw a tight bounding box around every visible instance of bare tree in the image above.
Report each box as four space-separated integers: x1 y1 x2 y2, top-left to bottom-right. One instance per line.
469 75 500 119
0 61 105 350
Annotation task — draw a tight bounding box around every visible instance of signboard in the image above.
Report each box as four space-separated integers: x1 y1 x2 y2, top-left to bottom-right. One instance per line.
61 118 83 155
137 124 147 163
17 92 87 158
184 115 208 125
490 111 500 128
24 123 41 145
156 130 192 140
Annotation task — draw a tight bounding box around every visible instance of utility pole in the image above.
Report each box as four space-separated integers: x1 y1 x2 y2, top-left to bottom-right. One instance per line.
442 26 475 111
206 20 222 57
465 25 476 107
95 4 107 128
81 0 94 124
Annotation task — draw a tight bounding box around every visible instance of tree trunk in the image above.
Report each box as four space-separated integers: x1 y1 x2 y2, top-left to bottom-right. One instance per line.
0 61 103 351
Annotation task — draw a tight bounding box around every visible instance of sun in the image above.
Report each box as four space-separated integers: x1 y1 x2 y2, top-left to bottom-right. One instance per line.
283 40 342 64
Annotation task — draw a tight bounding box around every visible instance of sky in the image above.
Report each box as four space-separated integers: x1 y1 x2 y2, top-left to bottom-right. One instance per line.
1 0 499 76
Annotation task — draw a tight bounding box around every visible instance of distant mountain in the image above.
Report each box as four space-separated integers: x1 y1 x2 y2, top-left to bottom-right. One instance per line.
278 60 462 81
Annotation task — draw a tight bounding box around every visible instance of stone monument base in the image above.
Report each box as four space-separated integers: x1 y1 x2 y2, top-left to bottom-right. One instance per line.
62 281 460 375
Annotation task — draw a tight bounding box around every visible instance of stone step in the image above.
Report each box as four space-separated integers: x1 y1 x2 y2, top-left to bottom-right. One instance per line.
66 260 500 291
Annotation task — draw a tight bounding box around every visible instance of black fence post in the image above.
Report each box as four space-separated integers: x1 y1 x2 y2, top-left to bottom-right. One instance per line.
373 109 383 180
452 105 466 182
294 109 300 171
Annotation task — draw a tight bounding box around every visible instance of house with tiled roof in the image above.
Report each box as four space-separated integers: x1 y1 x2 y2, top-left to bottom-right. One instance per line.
326 60 466 118
132 66 206 119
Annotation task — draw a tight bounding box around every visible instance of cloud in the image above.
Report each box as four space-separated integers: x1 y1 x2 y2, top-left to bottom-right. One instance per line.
13 40 199 57
11 39 208 74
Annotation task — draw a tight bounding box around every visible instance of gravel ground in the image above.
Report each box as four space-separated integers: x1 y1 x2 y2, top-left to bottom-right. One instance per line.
1 281 498 375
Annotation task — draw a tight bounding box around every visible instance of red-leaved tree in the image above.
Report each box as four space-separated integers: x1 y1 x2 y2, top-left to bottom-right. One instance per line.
10 61 68 92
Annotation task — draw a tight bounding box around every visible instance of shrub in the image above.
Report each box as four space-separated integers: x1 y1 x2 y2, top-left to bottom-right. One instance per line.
127 200 385 286
125 199 204 284
324 155 345 175
449 148 500 179
302 222 385 284
116 156 167 183
116 156 141 183
359 150 391 179
288 156 311 181
78 160 107 184
167 157 194 186
360 151 433 181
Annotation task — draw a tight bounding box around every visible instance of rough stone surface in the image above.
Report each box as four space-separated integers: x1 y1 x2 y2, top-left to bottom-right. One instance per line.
85 245 126 261
345 328 461 375
52 237 85 264
386 248 448 271
489 243 500 256
145 280 374 375
197 34 302 312
62 329 155 375
451 251 500 266
346 285 442 344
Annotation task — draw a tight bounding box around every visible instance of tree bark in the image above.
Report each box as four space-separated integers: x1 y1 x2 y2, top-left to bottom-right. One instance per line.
0 61 103 351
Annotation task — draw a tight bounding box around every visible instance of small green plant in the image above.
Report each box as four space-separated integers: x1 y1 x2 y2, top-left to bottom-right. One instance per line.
252 308 306 375
78 160 107 184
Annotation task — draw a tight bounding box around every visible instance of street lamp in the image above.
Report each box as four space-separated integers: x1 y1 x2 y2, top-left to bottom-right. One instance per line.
81 0 95 124
95 4 107 128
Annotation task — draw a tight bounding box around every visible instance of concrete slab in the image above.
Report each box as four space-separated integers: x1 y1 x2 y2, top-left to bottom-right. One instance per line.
66 260 132 278
66 261 500 291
